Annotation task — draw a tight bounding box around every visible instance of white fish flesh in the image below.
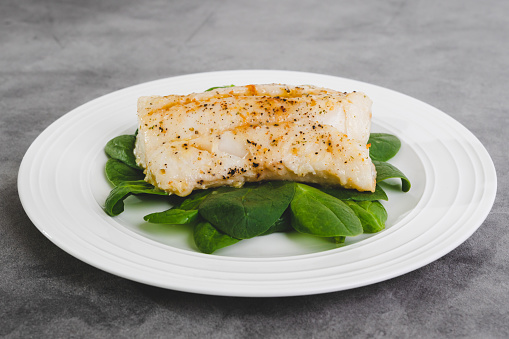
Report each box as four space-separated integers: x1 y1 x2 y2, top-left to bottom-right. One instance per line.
134 84 376 196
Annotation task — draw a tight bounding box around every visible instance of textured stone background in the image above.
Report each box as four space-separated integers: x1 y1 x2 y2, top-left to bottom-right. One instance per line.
1 0 507 337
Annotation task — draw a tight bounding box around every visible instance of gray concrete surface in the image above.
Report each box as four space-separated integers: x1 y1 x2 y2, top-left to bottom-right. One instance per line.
1 0 508 337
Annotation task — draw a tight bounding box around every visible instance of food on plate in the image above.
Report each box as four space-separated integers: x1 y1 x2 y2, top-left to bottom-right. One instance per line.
134 84 376 197
104 84 411 254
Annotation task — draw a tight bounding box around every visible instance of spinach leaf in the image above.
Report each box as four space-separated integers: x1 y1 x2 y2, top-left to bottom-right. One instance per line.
104 135 140 169
290 184 363 237
143 190 213 225
198 181 296 239
178 190 212 211
344 200 387 233
319 184 388 201
104 180 167 216
260 210 293 235
373 160 411 192
193 221 240 254
332 236 346 244
205 85 235 92
368 133 401 162
105 158 144 186
358 200 388 232
143 209 199 224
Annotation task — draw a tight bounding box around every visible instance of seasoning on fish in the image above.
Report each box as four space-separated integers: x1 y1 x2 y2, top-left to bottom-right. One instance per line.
134 84 376 197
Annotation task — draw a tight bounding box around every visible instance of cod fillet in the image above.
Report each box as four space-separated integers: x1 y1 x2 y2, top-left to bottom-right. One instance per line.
134 84 376 197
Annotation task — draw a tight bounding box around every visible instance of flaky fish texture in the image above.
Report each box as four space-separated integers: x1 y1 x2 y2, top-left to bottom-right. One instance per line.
134 84 376 197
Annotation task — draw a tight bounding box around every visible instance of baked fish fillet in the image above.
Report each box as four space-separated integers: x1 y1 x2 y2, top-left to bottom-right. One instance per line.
134 84 376 197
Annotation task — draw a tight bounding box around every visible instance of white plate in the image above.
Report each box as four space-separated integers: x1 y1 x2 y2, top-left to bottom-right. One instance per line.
18 70 497 297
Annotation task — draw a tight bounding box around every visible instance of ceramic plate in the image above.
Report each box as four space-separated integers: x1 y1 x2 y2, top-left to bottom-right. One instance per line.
18 70 497 297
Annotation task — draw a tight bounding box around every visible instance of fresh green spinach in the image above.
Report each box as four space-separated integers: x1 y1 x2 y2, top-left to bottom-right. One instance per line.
104 180 167 216
290 183 363 237
193 221 241 254
260 210 293 235
198 181 296 239
178 190 213 211
332 236 346 244
143 209 199 224
368 133 401 162
374 160 411 192
344 200 387 233
105 135 140 169
204 85 235 92
105 158 144 186
142 190 211 225
319 184 388 201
